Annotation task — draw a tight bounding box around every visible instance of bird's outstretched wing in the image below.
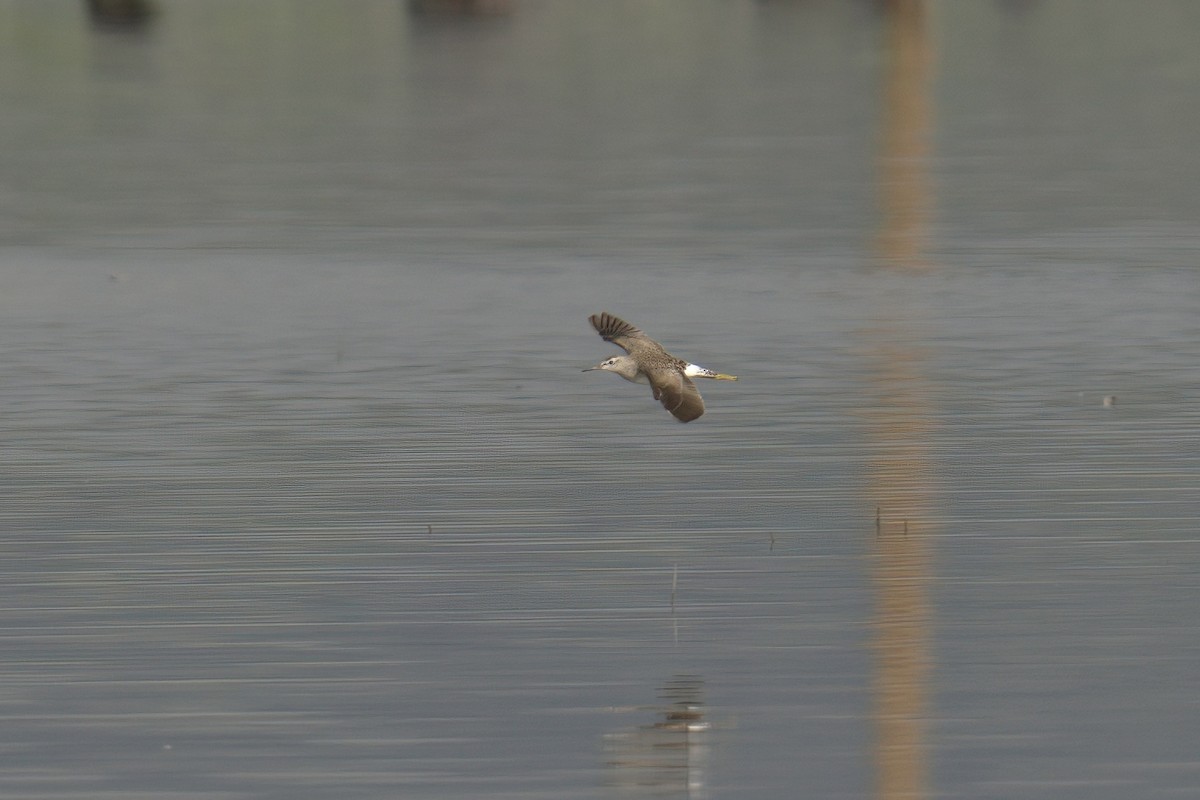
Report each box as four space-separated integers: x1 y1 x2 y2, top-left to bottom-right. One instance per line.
649 369 705 423
589 312 660 356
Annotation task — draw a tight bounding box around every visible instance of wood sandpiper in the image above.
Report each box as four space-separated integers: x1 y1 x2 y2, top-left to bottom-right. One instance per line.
583 312 737 423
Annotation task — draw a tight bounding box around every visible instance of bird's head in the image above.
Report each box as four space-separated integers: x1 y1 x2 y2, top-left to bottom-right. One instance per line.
582 354 640 381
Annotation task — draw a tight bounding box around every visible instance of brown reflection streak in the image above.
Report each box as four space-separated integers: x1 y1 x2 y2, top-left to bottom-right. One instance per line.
869 2 936 800
867 345 934 800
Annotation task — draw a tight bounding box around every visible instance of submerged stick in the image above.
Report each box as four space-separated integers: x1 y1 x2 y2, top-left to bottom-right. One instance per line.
670 563 678 611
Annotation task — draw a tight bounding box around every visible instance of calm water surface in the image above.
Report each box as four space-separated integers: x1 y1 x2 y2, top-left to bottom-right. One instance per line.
2 1 1200 798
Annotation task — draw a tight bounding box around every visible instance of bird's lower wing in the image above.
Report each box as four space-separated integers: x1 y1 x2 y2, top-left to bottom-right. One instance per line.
650 371 705 423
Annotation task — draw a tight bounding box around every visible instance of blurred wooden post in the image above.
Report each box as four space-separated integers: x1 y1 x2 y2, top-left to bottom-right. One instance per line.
876 0 933 270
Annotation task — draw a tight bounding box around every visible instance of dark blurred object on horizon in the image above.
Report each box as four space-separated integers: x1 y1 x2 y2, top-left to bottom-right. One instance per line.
408 0 513 17
87 0 156 27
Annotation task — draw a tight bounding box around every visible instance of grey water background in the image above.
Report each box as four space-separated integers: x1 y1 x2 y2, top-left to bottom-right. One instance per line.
3 1 1200 798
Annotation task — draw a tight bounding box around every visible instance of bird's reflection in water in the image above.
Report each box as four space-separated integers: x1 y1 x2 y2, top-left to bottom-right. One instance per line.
604 675 710 798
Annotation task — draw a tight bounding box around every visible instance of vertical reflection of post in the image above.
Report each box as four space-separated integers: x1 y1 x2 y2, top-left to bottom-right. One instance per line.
866 346 934 800
869 2 935 800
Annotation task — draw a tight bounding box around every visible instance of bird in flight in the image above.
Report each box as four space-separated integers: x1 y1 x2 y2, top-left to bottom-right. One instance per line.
583 312 737 422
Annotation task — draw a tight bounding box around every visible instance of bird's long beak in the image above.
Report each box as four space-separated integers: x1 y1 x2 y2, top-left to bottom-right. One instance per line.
712 373 738 381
